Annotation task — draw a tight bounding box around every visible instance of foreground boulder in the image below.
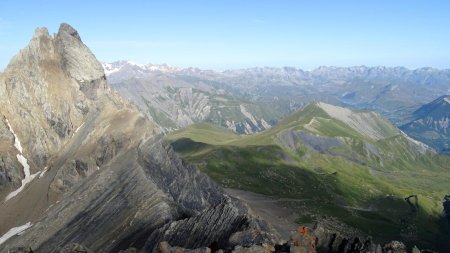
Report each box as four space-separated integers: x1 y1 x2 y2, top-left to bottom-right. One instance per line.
60 243 91 253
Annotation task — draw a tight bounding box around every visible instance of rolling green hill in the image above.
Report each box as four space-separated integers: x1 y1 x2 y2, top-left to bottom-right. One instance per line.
166 102 450 251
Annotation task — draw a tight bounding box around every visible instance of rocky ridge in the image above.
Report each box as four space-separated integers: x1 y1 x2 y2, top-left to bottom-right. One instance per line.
144 225 434 253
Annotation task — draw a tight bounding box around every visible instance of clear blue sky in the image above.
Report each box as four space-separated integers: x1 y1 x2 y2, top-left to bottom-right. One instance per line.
1 1 449 70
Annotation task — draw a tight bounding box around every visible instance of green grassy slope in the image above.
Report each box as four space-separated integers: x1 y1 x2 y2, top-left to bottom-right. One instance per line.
166 103 450 251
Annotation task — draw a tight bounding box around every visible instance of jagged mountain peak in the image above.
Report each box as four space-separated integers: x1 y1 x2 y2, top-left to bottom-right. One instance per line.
4 23 107 101
401 94 450 154
32 27 50 39
54 23 107 97
411 94 450 119
58 22 82 41
0 23 122 188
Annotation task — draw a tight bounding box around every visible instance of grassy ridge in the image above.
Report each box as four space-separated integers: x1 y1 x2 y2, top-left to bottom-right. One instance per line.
166 103 450 251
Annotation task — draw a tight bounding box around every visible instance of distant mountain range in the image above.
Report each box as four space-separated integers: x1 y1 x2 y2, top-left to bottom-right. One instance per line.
401 95 450 154
103 61 284 134
103 61 450 132
102 61 450 158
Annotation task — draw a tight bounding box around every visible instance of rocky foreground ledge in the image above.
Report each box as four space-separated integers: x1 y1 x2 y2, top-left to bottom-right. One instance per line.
7 225 435 253
149 225 436 253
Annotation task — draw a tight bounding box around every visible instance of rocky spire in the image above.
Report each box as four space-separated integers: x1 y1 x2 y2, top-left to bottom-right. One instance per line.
55 23 108 99
0 23 111 192
58 23 82 41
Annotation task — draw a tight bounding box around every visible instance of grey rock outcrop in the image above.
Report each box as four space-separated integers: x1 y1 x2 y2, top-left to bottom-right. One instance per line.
6 247 34 253
151 225 422 253
231 244 274 253
138 138 224 215
60 243 91 253
158 242 211 253
382 241 407 253
55 23 107 100
145 199 277 252
312 224 379 253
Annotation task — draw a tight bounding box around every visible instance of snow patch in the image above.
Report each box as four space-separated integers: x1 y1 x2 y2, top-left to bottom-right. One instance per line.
6 119 23 153
0 222 33 245
39 167 48 178
5 119 39 201
390 85 398 91
74 122 85 134
72 122 85 137
444 97 450 104
102 62 121 75
126 60 145 69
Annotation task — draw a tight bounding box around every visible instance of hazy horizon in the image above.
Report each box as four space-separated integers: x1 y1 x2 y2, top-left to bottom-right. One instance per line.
102 59 450 72
1 1 449 71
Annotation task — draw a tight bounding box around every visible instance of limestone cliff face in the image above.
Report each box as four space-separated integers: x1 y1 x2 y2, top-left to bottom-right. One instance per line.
0 24 276 253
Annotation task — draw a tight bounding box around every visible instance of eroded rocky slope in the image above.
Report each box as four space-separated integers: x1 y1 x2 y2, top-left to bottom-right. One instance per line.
104 61 280 134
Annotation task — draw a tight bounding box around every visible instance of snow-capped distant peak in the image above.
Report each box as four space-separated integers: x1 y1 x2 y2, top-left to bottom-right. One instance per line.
102 62 121 75
102 61 184 76
125 60 145 68
444 96 450 104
